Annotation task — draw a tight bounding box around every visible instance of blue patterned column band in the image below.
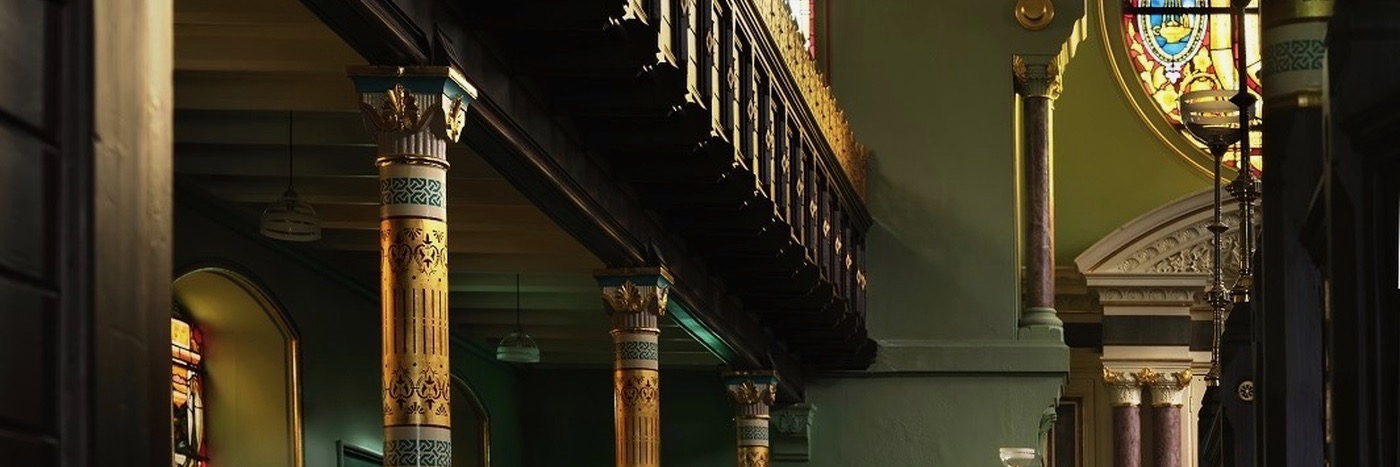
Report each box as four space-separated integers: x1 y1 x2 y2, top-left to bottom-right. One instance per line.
597 269 672 467
383 426 452 467
726 371 778 466
1260 0 1332 107
378 163 448 220
351 66 477 467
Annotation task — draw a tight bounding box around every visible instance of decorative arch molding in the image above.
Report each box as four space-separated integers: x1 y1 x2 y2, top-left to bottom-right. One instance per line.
1074 189 1258 304
450 375 492 467
172 266 304 467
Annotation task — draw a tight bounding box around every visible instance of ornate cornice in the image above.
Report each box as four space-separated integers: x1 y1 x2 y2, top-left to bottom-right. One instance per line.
1013 55 1064 100
1138 368 1193 407
1095 286 1201 306
1077 190 1261 277
751 0 868 196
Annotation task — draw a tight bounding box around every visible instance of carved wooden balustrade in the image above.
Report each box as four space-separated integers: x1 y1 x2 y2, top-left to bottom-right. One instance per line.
462 0 874 367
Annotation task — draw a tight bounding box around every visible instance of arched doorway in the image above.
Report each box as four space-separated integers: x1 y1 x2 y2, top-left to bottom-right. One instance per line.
172 268 304 467
451 375 491 467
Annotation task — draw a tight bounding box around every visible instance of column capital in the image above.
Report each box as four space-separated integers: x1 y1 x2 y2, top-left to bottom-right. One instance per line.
348 66 479 148
1139 368 1193 407
725 371 779 408
1013 55 1063 100
1102 368 1143 407
596 268 673 318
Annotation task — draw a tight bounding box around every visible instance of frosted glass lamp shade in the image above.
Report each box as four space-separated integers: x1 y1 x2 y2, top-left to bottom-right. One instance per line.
1179 89 1245 147
260 189 321 242
999 447 1038 467
496 331 540 363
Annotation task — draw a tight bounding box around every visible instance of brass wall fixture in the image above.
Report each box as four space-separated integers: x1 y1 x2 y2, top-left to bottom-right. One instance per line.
1015 0 1056 31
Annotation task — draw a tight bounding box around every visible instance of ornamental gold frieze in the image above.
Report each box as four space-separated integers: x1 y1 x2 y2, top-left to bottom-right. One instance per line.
749 0 868 197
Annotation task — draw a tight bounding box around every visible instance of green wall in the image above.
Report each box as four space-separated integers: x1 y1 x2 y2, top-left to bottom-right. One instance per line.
173 192 524 467
804 0 1208 463
519 369 734 467
1053 6 1208 265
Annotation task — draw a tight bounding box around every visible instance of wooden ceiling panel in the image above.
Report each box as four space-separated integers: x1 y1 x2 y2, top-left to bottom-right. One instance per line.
172 0 722 368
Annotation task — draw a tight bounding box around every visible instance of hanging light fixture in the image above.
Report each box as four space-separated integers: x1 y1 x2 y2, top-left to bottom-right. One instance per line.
1180 88 1242 384
260 112 322 242
496 274 540 363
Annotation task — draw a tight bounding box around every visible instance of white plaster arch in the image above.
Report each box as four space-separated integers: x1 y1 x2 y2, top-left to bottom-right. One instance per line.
1074 189 1256 304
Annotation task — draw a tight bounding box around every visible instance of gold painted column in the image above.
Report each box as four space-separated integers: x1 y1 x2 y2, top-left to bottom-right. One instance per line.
597 268 673 467
724 372 778 467
1103 369 1143 467
1141 369 1192 467
349 66 477 467
1013 55 1064 333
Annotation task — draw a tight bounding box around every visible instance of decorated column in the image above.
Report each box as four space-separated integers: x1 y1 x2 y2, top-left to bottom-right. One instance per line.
725 372 779 467
1141 369 1192 467
1013 55 1064 333
1103 368 1143 467
597 268 673 467
349 66 477 467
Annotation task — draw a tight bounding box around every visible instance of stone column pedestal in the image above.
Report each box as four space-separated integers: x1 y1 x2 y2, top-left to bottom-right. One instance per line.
598 269 673 467
349 66 476 467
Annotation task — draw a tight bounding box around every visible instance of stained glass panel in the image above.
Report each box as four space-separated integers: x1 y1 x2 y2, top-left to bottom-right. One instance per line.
172 314 207 467
1122 0 1263 172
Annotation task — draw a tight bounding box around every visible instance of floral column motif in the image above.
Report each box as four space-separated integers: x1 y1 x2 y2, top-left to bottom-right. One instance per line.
349 66 476 467
1014 54 1065 334
1103 368 1143 467
1140 369 1193 467
725 372 779 467
597 268 673 467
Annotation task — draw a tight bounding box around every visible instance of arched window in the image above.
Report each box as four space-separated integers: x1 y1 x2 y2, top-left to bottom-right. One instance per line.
171 306 208 467
787 0 815 57
1105 0 1262 174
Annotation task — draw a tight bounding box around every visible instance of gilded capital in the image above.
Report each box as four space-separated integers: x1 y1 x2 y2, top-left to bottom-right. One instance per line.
1139 368 1193 407
601 281 669 317
348 66 477 149
727 379 779 407
1013 55 1063 100
1102 368 1143 407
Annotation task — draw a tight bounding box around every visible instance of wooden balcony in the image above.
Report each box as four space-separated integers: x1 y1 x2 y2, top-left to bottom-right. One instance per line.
450 0 875 368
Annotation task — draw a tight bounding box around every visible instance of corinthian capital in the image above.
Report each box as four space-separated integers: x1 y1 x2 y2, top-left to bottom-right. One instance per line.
1102 368 1143 407
1013 55 1063 100
1139 368 1193 407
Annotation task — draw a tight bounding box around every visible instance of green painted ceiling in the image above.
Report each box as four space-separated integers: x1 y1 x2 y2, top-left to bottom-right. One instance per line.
1053 8 1210 266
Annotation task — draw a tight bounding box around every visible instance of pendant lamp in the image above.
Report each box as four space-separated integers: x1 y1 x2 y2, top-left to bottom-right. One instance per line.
496 274 540 363
260 112 322 242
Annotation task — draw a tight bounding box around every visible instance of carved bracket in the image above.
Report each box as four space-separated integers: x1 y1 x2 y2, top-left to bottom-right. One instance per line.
771 403 816 462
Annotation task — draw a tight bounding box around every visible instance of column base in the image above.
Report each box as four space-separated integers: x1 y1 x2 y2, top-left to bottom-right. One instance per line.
1018 307 1063 340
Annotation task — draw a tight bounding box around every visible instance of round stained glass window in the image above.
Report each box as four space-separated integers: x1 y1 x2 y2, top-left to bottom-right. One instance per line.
1103 0 1263 175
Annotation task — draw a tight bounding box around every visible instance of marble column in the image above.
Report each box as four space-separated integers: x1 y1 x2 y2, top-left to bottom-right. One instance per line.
1141 369 1192 467
349 66 477 466
597 268 673 467
725 372 778 467
1013 55 1064 331
1103 369 1142 467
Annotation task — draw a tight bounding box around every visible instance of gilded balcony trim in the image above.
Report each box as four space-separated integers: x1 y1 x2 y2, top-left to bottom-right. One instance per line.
747 0 869 198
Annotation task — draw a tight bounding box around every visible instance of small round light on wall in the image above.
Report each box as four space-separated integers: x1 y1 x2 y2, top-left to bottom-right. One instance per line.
497 274 540 364
260 112 321 242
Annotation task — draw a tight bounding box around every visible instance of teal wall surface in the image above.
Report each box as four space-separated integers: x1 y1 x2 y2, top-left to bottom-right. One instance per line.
519 369 735 467
173 192 524 467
